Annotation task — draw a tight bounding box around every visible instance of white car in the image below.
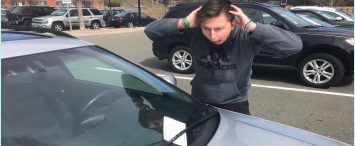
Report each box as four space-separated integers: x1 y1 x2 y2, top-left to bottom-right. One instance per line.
297 14 336 28
289 6 354 21
1 25 351 146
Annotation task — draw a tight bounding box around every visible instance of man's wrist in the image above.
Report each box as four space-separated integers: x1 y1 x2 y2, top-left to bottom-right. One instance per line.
248 23 257 32
178 19 186 29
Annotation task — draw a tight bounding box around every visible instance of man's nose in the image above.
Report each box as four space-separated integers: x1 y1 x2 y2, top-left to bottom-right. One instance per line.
211 30 217 40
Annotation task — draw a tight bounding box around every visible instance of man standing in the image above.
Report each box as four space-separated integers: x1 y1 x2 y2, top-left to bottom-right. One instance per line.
144 0 302 115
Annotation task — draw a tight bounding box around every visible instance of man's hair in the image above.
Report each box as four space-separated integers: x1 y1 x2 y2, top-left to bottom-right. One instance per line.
196 0 235 24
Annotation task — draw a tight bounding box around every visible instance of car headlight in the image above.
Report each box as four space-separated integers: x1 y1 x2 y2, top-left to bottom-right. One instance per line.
42 19 48 23
346 38 354 46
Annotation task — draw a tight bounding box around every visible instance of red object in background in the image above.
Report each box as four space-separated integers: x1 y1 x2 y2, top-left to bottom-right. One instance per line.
115 18 124 21
280 5 286 8
108 18 112 21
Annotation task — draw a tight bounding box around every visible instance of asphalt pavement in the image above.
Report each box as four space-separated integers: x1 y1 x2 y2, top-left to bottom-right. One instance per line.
78 30 354 145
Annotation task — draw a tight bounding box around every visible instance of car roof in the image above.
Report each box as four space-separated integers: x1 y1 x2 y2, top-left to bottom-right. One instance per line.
1 32 93 59
289 9 319 11
290 6 336 11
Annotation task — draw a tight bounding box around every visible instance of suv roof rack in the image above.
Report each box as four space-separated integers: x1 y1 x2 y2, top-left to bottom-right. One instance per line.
1 25 77 39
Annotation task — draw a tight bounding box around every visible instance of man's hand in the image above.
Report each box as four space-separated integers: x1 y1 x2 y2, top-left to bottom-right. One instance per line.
229 5 257 32
178 6 202 29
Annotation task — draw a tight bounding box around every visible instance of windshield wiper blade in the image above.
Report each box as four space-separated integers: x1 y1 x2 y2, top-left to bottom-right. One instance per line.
302 25 316 28
163 112 217 146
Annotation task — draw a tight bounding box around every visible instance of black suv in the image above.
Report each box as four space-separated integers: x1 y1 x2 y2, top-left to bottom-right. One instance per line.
289 9 354 30
152 2 354 88
6 6 55 26
100 9 126 27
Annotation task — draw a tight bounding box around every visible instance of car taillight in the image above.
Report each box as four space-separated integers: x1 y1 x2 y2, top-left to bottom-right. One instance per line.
108 18 112 21
115 18 124 21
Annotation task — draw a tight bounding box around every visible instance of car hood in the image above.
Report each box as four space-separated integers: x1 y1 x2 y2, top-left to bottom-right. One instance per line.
302 27 354 37
207 107 350 146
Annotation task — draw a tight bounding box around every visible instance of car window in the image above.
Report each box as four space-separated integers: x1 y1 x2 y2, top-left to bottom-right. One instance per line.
89 9 102 15
43 8 54 15
294 11 323 20
322 11 341 18
314 11 337 20
51 8 67 16
112 10 119 15
101 10 108 16
129 13 134 17
261 11 278 24
169 8 194 18
270 7 314 28
82 9 91 16
141 13 148 18
69 9 78 17
1 46 208 146
115 12 127 17
306 15 334 27
21 8 31 14
240 7 263 23
10 7 22 13
32 8 43 15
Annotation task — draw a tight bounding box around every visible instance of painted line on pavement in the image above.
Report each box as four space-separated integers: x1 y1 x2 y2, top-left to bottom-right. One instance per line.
156 74 354 97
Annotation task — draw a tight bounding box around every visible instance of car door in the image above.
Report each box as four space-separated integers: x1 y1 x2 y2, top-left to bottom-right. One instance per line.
68 9 79 27
82 9 91 26
140 13 149 25
239 7 293 66
132 13 140 25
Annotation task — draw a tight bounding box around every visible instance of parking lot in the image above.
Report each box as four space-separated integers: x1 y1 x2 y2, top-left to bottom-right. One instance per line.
77 31 354 145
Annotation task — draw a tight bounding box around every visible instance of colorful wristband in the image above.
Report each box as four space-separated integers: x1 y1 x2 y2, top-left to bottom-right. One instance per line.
182 19 187 28
244 20 251 30
184 18 190 28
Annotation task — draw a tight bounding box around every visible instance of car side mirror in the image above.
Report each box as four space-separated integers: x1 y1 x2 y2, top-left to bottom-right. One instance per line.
163 74 177 86
336 17 342 20
270 21 286 30
147 16 150 18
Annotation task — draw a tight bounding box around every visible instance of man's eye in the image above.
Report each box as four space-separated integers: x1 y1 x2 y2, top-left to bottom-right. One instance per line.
215 28 221 31
204 27 209 30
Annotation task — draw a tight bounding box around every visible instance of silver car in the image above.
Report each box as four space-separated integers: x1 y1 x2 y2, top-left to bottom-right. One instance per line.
1 25 351 146
31 8 105 31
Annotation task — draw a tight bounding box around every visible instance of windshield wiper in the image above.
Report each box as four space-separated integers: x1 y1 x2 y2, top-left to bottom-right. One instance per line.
163 111 218 146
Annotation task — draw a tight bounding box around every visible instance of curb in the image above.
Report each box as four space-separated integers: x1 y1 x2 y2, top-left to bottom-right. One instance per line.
68 29 145 37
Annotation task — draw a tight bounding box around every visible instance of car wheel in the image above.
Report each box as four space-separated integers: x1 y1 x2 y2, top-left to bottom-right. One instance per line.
168 46 195 74
22 20 31 26
297 53 344 88
113 25 120 28
90 21 100 29
52 22 63 31
127 22 133 28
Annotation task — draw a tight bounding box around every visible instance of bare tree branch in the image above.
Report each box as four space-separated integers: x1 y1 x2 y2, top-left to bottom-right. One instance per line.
97 0 104 8
26 0 37 6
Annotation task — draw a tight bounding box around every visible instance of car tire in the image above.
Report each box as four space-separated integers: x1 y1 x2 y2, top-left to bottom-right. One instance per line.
127 22 134 28
168 46 195 74
51 22 64 31
297 53 344 88
113 25 120 28
90 21 100 29
22 20 31 26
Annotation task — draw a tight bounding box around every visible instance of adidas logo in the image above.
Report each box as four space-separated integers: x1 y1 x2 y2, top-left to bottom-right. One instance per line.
197 49 236 70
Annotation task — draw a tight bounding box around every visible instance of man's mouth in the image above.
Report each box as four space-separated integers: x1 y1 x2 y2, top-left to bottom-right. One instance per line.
212 40 221 44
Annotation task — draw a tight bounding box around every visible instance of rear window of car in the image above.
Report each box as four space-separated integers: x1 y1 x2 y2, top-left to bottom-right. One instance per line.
10 7 22 13
89 9 102 15
114 12 128 17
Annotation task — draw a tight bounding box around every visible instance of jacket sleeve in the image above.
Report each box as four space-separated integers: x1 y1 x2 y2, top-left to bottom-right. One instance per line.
144 18 194 46
248 23 303 57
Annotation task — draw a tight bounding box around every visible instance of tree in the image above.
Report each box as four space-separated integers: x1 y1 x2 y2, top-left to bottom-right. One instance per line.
10 0 16 6
159 0 170 12
104 0 109 8
72 0 85 30
26 0 37 6
98 0 104 8
311 0 345 6
1 0 8 7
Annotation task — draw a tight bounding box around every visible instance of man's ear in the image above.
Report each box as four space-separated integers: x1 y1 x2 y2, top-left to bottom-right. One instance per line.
231 20 236 28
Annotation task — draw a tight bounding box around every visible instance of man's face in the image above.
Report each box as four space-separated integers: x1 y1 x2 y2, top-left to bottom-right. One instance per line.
201 13 235 45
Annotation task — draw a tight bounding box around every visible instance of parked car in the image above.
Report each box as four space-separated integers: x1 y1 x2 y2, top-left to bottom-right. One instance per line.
1 25 351 146
289 6 354 21
152 2 354 88
31 8 105 31
108 12 157 28
5 6 55 26
297 14 336 28
129 5 138 8
100 9 126 27
289 9 353 30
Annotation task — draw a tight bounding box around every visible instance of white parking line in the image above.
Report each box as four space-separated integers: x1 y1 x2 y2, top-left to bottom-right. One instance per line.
156 74 354 97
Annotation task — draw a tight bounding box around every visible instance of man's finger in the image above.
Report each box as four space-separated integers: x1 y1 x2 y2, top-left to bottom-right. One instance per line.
229 10 241 17
194 6 202 13
230 4 239 11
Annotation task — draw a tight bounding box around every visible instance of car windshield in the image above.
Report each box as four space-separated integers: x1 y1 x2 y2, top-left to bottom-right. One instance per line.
10 7 22 13
336 9 354 20
114 12 127 17
101 10 108 16
1 46 209 146
315 11 337 20
270 7 315 28
303 15 335 27
51 9 67 16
